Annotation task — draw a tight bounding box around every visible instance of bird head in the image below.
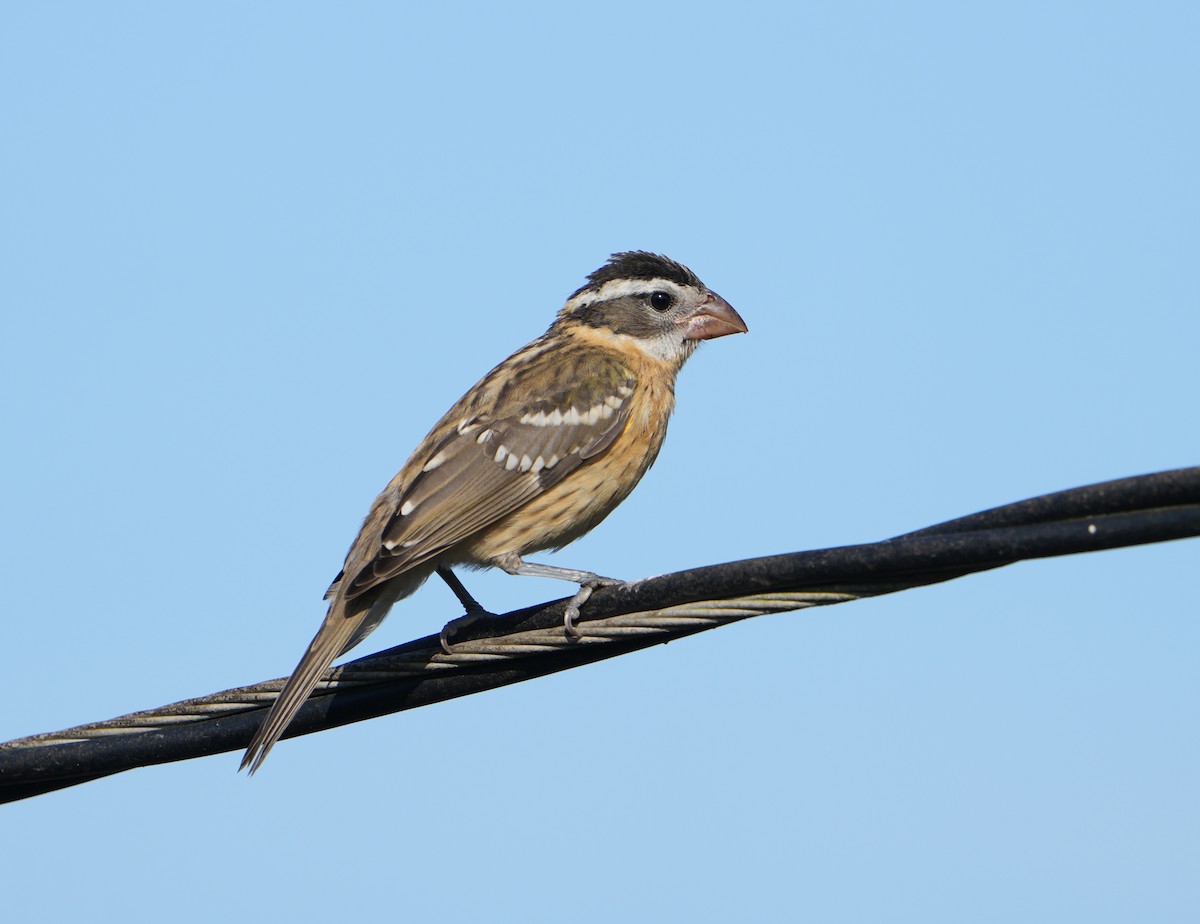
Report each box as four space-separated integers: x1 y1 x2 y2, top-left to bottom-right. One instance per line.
557 252 747 366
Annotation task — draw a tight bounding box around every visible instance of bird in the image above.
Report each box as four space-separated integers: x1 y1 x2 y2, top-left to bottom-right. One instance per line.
240 251 747 773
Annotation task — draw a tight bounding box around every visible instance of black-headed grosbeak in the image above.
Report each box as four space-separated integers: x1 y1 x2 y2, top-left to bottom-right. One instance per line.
241 252 746 772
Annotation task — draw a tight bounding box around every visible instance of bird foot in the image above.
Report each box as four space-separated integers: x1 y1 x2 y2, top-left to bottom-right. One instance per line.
440 575 622 650
563 577 622 640
439 605 497 655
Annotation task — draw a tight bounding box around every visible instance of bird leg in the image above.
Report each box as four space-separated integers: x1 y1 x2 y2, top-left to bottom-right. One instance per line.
437 567 498 654
493 553 621 640
438 557 621 652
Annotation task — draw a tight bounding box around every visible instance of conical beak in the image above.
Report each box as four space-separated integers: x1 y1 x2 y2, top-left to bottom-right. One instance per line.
680 291 748 341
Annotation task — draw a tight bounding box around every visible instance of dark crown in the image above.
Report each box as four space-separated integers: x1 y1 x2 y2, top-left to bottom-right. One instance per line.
571 252 701 300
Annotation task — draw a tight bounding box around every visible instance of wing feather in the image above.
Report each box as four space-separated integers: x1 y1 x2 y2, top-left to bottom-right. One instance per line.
343 361 637 599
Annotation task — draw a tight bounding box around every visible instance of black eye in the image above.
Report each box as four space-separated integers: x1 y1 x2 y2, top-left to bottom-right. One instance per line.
649 291 674 311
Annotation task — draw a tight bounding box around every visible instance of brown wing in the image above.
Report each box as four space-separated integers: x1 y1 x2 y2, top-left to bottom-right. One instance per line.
343 361 637 599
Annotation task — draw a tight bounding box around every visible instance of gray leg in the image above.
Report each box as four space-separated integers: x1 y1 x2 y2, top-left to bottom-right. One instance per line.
437 567 497 654
494 553 621 639
438 566 488 613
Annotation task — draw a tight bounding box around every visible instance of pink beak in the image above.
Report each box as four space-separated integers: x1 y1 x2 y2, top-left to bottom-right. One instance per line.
680 291 748 341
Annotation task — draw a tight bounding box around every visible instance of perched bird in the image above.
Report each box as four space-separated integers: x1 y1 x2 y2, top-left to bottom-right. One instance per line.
241 251 747 772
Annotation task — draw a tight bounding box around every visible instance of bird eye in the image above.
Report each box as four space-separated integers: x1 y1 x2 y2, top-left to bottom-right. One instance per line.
649 291 674 311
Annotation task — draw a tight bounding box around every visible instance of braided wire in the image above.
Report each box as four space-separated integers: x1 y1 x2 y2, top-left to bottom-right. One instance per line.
1 465 1197 804
2 589 859 749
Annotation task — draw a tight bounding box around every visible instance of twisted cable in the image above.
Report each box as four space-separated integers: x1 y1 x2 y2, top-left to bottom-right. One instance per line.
2 466 1197 804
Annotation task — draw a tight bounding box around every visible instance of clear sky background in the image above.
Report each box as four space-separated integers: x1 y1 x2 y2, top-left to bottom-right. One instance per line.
2 3 1197 921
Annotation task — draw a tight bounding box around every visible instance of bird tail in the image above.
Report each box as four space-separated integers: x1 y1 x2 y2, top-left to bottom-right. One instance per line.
239 596 365 775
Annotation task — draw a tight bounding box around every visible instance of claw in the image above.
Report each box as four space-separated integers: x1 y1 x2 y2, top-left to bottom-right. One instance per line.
563 592 589 641
439 608 493 655
437 567 500 654
440 572 622 649
562 577 621 641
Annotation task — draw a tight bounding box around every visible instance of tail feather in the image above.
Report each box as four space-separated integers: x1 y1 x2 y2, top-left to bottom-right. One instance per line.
241 564 433 773
240 600 363 774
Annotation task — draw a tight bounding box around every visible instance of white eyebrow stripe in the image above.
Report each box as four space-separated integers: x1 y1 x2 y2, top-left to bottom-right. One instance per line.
569 277 682 308
594 278 674 300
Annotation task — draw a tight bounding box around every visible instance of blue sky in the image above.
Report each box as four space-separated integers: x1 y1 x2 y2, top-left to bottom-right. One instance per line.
2 3 1197 921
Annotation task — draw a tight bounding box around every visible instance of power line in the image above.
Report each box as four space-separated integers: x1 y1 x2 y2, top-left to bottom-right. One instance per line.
2 466 1197 804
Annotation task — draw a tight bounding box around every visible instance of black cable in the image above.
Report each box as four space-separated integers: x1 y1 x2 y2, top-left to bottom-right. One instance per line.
1 466 1197 804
